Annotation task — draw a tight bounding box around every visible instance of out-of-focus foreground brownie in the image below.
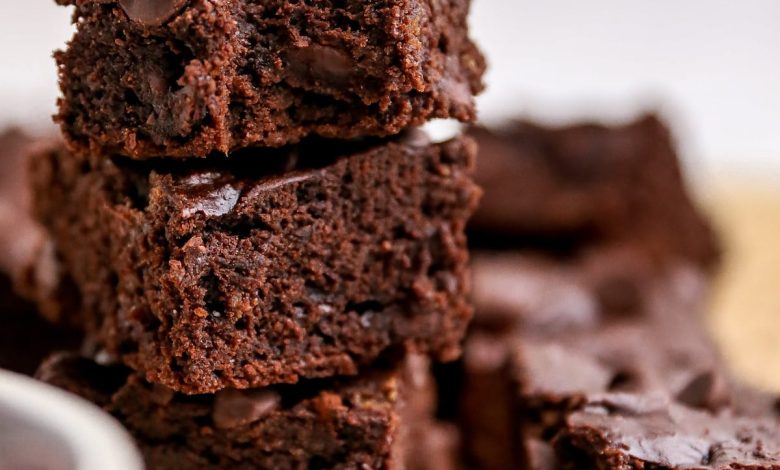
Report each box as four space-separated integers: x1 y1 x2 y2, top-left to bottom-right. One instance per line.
0 281 81 375
0 129 81 375
0 129 51 301
457 250 780 469
28 132 480 394
55 0 486 159
38 352 458 470
468 114 720 271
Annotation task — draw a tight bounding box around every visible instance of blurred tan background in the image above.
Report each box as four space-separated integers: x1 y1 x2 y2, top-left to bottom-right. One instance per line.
1 1 779 389
708 184 780 390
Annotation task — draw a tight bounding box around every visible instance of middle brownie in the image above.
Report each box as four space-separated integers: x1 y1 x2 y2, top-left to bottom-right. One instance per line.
30 133 480 394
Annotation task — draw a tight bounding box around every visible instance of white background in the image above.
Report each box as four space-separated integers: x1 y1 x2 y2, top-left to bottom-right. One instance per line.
1 0 779 179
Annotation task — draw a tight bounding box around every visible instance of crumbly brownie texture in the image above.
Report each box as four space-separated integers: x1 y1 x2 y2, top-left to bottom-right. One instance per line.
468 115 720 270
37 352 451 470
30 134 479 394
55 0 485 159
456 250 761 469
554 395 780 469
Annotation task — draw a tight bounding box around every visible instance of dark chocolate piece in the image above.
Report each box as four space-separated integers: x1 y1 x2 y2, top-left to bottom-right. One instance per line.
54 0 485 158
212 389 281 430
29 133 479 393
118 0 188 26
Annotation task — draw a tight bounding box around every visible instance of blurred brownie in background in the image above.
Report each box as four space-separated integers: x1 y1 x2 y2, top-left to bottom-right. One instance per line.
0 129 81 375
457 250 780 469
426 114 780 469
468 114 720 271
552 394 780 469
459 250 720 468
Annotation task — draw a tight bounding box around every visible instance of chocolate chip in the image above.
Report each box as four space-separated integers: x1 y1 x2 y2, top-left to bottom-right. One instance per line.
118 0 188 27
676 371 729 410
607 370 640 392
212 389 281 429
149 383 176 406
596 276 642 317
285 45 355 87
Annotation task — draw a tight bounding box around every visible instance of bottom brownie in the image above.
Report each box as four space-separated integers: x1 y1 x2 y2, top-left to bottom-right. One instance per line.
38 353 451 470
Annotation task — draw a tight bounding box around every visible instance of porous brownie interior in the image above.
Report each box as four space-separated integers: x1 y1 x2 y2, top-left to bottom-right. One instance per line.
31 135 479 393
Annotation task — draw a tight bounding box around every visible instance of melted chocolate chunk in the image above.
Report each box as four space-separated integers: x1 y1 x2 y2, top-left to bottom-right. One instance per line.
286 45 355 87
118 0 187 27
213 389 281 429
675 371 730 411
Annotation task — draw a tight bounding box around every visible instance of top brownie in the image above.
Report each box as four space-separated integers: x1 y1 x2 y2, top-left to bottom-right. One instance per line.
468 115 720 271
55 0 486 159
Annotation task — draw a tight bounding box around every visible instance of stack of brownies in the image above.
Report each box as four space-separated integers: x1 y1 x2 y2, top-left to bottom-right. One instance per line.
5 2 780 470
24 0 486 467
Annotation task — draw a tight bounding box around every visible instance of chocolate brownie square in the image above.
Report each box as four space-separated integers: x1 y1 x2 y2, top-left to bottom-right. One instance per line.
468 115 719 271
28 132 480 394
55 0 485 159
458 250 733 469
37 352 455 470
554 394 780 469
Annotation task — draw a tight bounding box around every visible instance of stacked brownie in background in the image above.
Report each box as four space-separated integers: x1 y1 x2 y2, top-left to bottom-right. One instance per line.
25 0 485 467
440 116 780 469
0 129 82 375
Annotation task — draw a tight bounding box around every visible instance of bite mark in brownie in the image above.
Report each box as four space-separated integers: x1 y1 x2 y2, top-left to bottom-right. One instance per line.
37 352 452 470
29 133 480 394
55 0 486 158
